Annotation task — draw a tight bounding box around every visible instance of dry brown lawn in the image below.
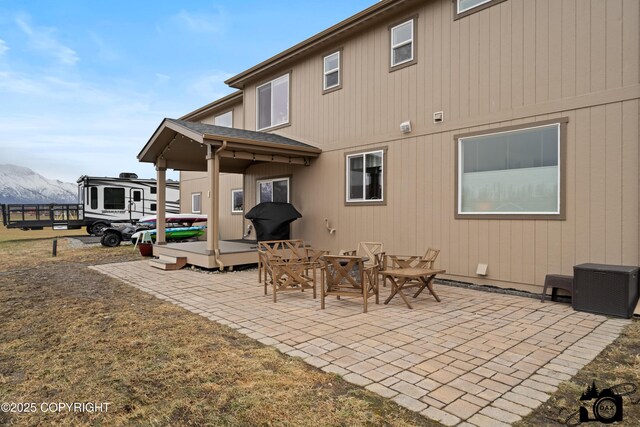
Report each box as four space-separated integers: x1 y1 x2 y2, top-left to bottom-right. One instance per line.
516 318 640 426
0 223 86 243
0 238 441 427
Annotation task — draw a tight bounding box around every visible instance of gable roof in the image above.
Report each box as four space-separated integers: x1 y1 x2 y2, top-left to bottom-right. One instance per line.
166 119 320 151
137 118 321 171
225 0 419 88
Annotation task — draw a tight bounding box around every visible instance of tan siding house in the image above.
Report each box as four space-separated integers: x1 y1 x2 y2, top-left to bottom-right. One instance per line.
139 0 639 293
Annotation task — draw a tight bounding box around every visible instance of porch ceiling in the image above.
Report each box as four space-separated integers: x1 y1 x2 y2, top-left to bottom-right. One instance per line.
138 118 321 172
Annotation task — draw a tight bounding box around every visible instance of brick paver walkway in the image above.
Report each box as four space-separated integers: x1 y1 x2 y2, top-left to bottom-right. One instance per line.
92 261 630 426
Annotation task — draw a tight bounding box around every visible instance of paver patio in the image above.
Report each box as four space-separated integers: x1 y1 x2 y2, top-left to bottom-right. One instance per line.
92 261 630 426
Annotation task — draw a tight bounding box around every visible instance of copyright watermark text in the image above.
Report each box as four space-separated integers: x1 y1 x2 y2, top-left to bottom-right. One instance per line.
1 402 111 414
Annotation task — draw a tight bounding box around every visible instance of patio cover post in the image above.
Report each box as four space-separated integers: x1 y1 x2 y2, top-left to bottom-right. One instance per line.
206 142 226 258
156 158 167 245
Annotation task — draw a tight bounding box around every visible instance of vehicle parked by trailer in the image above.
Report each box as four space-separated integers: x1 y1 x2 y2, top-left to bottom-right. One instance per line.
1 173 180 235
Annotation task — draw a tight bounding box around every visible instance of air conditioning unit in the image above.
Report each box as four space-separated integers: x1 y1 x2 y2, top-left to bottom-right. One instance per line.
119 172 139 179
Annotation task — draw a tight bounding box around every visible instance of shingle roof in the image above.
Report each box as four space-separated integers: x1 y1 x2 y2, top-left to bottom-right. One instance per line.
167 118 320 151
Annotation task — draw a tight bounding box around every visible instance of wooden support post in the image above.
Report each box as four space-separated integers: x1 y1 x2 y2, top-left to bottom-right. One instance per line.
156 159 167 245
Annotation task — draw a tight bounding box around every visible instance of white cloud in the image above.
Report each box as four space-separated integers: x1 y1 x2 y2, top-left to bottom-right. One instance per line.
187 70 234 102
15 15 79 65
155 73 170 85
173 8 225 34
0 39 8 55
0 71 42 94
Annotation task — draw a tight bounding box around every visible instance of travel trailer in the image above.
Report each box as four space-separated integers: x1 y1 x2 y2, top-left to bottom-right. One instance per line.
1 173 179 235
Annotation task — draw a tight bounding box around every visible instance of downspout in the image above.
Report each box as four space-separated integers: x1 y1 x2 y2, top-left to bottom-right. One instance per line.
213 141 227 269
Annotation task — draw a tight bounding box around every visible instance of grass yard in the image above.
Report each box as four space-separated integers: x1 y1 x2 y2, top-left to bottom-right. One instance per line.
0 223 86 243
1 237 638 426
0 238 440 427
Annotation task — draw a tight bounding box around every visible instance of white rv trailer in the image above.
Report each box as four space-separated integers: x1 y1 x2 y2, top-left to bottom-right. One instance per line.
1 173 179 235
77 173 180 234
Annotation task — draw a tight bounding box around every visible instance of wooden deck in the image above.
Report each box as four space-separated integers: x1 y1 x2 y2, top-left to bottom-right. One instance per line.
153 239 258 269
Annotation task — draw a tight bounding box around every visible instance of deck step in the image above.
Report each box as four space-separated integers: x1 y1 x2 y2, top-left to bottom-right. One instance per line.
149 256 188 271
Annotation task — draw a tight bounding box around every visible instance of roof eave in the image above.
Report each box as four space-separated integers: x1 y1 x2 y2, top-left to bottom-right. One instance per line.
225 0 411 88
179 90 243 121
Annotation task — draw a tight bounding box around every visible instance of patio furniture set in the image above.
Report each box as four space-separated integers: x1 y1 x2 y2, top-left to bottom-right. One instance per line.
257 240 445 312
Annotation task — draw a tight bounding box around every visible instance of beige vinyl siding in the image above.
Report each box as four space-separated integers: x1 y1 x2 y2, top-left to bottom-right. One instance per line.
180 171 244 240
243 102 637 292
167 0 640 290
235 0 638 291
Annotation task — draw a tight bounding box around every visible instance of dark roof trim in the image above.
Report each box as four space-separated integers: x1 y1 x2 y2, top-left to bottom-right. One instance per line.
138 118 321 163
179 90 243 121
225 0 414 88
170 119 320 153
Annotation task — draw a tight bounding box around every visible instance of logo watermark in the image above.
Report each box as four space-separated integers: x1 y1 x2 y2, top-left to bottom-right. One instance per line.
559 381 639 425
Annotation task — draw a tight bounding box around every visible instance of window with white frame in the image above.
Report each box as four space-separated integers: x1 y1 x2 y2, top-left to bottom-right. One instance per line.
257 178 289 203
346 150 384 203
455 0 507 17
191 192 202 213
214 111 233 128
456 122 564 217
390 19 414 68
256 74 289 130
231 189 244 213
323 51 340 91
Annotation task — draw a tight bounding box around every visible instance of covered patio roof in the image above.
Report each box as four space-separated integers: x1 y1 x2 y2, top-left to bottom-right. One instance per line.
138 118 321 173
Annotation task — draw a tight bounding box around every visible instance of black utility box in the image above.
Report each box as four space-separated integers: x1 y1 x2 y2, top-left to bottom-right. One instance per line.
573 263 639 318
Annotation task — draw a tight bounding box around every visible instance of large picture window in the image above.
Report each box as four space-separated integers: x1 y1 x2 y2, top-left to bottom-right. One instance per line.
257 74 289 130
346 150 384 203
257 178 289 203
104 187 125 210
456 120 566 219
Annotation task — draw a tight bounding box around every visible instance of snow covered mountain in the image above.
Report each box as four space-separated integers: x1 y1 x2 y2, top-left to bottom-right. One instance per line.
0 164 77 204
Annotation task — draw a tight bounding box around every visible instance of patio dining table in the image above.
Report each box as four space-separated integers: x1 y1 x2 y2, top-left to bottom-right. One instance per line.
381 267 446 309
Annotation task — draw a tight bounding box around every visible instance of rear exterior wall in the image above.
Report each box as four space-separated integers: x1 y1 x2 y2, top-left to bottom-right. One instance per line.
239 0 640 291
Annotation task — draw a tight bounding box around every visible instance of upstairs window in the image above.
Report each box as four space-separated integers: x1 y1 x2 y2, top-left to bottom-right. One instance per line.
455 0 507 19
257 74 289 130
390 19 414 68
323 51 341 92
346 150 384 204
214 111 233 128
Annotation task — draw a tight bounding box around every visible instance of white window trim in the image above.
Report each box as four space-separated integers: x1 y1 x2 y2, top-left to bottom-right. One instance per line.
457 0 492 14
323 51 340 91
214 110 233 128
390 20 414 67
191 192 202 214
231 189 243 213
256 177 290 203
456 123 561 216
256 74 290 131
346 150 384 203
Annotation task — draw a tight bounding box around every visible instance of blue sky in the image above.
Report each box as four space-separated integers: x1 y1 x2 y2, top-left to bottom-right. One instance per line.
0 0 375 182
